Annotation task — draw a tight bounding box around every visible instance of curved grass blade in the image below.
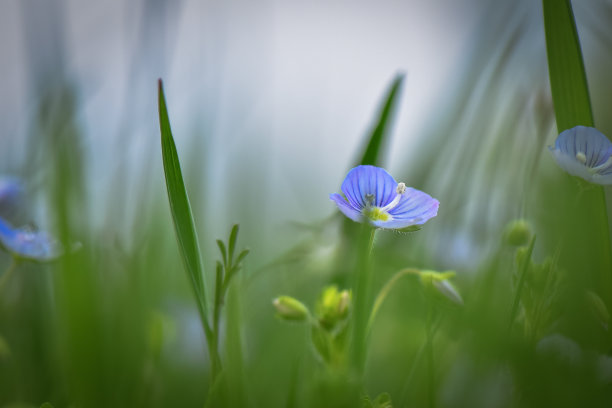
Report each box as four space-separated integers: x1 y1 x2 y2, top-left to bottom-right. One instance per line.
158 79 213 340
356 73 405 166
543 0 593 132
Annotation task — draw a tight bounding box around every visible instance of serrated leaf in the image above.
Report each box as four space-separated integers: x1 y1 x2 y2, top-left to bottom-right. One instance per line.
356 73 405 166
543 0 594 132
158 79 212 338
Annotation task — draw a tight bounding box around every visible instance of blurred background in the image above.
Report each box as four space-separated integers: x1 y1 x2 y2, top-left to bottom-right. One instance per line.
2 0 612 407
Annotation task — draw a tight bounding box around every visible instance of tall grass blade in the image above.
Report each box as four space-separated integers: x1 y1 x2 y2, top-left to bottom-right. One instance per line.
543 0 593 131
157 79 212 339
356 73 405 166
542 1 612 301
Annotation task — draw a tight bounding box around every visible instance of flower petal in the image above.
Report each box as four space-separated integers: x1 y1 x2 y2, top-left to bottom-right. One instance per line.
370 188 439 229
550 147 598 183
330 193 363 222
554 126 612 168
340 165 397 209
591 173 612 185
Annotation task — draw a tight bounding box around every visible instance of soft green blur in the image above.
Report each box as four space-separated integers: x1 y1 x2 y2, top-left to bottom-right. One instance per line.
3 1 612 407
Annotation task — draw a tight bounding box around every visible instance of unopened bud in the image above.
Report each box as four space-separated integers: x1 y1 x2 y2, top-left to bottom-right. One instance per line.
503 219 532 247
419 270 463 305
273 296 309 322
337 290 351 319
316 286 351 330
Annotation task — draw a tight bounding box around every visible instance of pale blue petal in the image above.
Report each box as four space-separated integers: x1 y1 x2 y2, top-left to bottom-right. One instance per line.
388 188 439 221
372 188 439 229
591 173 612 185
340 165 397 209
551 148 596 182
555 126 612 168
330 193 363 222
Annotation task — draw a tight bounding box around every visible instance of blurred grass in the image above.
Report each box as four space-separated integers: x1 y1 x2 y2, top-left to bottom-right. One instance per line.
3 1 612 407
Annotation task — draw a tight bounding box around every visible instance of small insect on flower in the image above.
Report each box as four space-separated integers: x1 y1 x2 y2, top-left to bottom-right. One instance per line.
0 217 62 262
549 126 612 185
330 165 439 230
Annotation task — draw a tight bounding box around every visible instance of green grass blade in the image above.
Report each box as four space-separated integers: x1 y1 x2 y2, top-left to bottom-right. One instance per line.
542 2 612 303
158 79 212 338
228 224 239 263
543 0 593 132
356 73 405 166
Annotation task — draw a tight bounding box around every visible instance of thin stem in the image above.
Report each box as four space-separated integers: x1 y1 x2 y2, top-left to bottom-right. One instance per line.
399 316 442 407
0 258 19 293
351 226 377 376
211 263 223 384
367 268 420 333
601 188 612 302
426 306 435 408
508 235 536 332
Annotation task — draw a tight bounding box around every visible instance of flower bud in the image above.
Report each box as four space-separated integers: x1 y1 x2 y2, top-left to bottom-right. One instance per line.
316 286 351 330
503 219 532 247
273 296 309 322
336 290 351 319
419 270 463 305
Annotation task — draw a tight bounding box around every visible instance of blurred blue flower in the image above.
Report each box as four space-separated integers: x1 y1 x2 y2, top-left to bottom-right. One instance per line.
549 126 612 185
330 165 439 230
0 217 61 262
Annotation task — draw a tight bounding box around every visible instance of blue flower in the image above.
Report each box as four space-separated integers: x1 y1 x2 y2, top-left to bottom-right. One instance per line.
330 165 439 230
0 217 62 262
549 126 612 185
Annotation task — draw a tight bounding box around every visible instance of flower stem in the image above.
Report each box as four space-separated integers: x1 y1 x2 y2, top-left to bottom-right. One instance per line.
600 188 612 302
367 268 420 333
508 235 536 332
0 258 19 293
426 305 435 408
351 226 377 377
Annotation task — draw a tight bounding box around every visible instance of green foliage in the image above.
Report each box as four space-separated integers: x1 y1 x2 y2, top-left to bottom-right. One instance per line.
356 74 405 166
158 80 212 340
542 0 593 132
362 392 392 408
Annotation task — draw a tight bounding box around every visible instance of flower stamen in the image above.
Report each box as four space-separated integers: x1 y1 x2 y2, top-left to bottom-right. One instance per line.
591 156 612 173
380 182 406 212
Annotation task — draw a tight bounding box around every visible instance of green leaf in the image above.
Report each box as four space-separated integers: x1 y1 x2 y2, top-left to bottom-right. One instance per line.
216 239 227 267
235 248 250 267
228 224 239 263
543 0 594 132
158 79 212 338
356 73 405 166
215 261 224 305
